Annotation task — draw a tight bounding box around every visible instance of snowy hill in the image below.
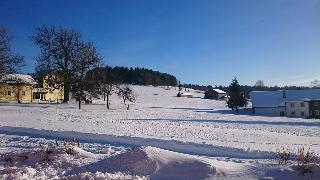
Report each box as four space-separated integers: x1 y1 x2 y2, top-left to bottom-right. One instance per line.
0 85 319 179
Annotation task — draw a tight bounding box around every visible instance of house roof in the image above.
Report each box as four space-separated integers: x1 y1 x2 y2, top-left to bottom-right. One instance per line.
213 89 226 94
250 89 320 107
0 74 37 85
206 88 226 94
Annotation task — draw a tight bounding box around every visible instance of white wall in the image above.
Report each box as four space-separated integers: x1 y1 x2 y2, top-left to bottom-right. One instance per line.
254 107 285 116
285 101 309 117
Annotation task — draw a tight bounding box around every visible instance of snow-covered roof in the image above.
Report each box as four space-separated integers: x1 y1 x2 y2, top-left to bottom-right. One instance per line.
212 89 226 94
250 89 320 107
0 74 37 85
181 92 193 96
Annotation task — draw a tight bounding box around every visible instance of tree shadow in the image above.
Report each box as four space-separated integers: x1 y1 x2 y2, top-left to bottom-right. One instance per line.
126 118 320 127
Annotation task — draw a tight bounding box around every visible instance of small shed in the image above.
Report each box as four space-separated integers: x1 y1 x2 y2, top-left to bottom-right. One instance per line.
177 92 193 98
204 89 226 99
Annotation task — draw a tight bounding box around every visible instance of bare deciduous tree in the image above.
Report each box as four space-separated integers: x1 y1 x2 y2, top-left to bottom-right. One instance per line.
310 79 320 88
72 42 101 109
117 85 136 110
0 26 24 76
254 80 265 87
86 67 118 109
32 25 101 104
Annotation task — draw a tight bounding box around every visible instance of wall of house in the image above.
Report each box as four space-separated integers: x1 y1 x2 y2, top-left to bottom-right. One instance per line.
285 101 309 118
39 76 64 102
254 107 285 116
308 100 320 118
45 88 64 102
0 83 33 102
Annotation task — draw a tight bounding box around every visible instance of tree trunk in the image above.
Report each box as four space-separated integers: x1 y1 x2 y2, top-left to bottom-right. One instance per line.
78 96 81 109
103 92 106 101
63 69 69 102
17 85 21 103
106 94 109 109
236 107 239 113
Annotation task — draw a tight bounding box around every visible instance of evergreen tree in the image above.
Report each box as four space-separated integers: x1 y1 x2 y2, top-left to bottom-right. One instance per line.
227 78 248 112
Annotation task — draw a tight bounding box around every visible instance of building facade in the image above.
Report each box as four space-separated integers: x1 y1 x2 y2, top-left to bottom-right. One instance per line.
0 74 36 103
250 89 320 118
32 75 64 102
285 101 309 118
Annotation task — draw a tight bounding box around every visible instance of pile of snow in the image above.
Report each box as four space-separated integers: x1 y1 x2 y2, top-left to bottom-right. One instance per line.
83 146 216 179
0 134 319 180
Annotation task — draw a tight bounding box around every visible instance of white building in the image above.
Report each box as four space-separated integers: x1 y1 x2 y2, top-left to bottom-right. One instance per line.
285 100 309 118
250 89 320 117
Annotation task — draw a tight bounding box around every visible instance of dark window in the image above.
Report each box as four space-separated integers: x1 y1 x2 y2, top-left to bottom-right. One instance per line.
7 91 11 96
290 103 294 107
291 111 295 115
315 101 319 107
301 112 305 116
315 110 320 116
300 102 305 107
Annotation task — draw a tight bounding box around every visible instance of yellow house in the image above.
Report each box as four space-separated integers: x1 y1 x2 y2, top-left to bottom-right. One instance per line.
32 75 64 103
0 74 37 103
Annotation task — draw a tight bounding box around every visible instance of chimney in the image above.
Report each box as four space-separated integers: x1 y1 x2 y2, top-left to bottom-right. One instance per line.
283 90 286 98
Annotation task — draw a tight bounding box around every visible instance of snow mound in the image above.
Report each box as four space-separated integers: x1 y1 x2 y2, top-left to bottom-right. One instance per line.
260 165 320 180
84 146 216 180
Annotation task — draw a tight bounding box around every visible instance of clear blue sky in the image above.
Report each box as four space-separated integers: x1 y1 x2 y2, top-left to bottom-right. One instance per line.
0 0 319 86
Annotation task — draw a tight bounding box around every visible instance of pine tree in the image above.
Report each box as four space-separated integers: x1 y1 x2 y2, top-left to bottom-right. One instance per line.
227 78 248 112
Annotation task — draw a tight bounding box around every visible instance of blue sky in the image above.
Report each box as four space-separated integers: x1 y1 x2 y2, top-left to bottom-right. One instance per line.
0 0 319 86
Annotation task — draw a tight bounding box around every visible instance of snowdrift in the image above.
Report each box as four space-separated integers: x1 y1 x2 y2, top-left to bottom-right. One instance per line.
79 146 216 180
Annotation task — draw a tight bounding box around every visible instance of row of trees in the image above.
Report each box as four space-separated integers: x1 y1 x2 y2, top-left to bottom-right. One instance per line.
31 26 140 109
101 66 177 86
183 81 316 98
1 25 177 109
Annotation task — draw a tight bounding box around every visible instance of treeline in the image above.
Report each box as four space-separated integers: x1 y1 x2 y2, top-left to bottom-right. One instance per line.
90 66 178 86
182 83 313 97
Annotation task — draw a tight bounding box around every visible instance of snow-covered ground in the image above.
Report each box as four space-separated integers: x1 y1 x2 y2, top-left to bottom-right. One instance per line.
0 85 319 179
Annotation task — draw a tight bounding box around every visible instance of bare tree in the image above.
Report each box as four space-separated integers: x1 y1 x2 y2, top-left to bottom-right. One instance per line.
71 42 101 109
0 26 24 76
117 85 136 110
310 79 320 88
254 80 265 87
32 25 101 103
86 67 118 109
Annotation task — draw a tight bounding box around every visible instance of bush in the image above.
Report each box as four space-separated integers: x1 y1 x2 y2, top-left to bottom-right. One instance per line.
297 147 318 176
276 147 291 165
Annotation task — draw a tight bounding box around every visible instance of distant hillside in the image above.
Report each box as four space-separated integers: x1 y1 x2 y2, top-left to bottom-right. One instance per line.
89 66 178 86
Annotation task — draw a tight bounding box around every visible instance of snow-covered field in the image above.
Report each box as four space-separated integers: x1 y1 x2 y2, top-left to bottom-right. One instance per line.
0 85 319 179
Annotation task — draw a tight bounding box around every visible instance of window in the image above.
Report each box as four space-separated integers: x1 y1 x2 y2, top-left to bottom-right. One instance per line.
301 112 305 117
315 101 319 107
290 103 294 107
300 102 305 107
315 110 320 116
7 90 11 96
291 111 295 115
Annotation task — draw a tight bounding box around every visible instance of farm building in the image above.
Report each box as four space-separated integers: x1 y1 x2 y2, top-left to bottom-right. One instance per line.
204 88 226 99
177 92 193 98
32 75 64 103
0 74 37 103
250 89 320 118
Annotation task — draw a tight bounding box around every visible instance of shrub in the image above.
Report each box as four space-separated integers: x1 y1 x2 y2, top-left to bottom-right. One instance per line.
297 147 318 176
276 147 291 165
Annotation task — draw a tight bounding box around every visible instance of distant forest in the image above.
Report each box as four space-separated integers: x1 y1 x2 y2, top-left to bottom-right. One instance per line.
182 83 315 98
91 66 178 86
